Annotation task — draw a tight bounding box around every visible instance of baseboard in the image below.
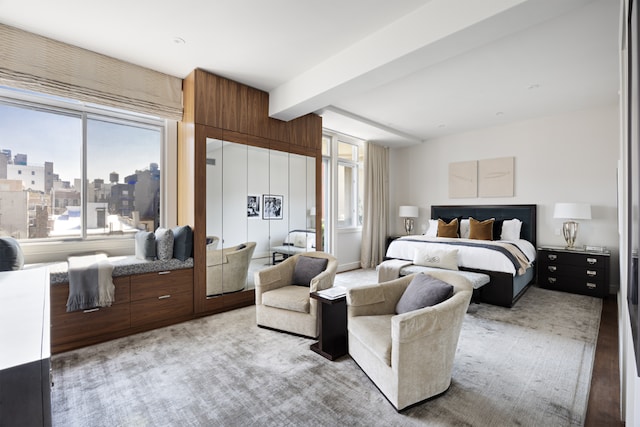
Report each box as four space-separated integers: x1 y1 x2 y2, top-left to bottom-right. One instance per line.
338 261 361 273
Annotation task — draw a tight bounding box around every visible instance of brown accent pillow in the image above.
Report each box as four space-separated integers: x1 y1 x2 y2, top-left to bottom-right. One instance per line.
469 217 494 240
437 218 459 238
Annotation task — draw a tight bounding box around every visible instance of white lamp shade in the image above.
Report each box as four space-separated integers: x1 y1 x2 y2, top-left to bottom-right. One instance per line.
553 203 592 220
399 205 419 218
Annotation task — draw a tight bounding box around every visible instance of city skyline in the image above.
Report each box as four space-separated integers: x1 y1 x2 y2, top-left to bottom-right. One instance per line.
0 102 161 184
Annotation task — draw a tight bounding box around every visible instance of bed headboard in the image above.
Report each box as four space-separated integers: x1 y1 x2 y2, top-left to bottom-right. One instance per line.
431 204 537 247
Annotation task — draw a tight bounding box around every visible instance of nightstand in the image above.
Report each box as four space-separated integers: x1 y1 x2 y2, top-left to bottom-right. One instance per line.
537 246 610 298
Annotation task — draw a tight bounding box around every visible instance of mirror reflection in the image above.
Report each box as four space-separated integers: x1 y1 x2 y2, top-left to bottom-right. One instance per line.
205 138 315 299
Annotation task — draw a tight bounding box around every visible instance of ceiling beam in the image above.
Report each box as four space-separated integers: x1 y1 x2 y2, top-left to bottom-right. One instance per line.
268 0 594 122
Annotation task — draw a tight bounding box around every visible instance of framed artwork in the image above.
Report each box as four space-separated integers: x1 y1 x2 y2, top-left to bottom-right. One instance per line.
449 160 477 198
247 195 260 218
478 157 514 197
262 194 283 220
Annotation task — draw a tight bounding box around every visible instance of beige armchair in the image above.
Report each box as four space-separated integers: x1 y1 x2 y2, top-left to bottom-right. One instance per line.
346 270 473 411
206 242 256 296
255 251 337 338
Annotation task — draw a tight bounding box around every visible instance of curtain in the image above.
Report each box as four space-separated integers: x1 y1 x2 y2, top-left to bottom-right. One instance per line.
0 23 183 120
360 142 389 268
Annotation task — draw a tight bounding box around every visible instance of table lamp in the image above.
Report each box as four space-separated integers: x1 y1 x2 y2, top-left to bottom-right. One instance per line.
399 205 419 235
553 203 591 249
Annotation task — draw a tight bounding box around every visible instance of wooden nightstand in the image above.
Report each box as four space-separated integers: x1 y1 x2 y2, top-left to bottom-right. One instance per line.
537 246 610 298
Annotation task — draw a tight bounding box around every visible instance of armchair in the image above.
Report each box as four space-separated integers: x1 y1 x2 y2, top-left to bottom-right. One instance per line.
346 270 473 411
206 242 256 296
255 251 337 338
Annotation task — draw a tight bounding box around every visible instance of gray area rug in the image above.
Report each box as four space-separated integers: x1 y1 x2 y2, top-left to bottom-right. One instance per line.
51 272 602 427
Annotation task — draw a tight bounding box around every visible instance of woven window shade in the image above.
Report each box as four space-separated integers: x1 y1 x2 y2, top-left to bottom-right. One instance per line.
0 23 183 120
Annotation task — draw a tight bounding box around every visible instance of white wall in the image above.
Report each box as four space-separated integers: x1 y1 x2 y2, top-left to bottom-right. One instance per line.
389 104 620 288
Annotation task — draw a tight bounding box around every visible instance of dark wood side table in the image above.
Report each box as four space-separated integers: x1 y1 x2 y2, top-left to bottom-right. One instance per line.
310 292 348 361
537 245 610 298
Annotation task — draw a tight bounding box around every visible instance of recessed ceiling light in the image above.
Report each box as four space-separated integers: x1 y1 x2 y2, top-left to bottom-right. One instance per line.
496 111 504 116
437 124 446 128
172 37 186 45
528 84 540 90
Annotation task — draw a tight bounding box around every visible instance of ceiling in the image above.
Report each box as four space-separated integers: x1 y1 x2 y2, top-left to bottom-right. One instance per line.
0 0 621 147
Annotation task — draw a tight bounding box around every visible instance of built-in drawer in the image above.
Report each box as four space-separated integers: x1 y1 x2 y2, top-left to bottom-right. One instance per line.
130 289 193 327
51 276 131 344
130 268 193 301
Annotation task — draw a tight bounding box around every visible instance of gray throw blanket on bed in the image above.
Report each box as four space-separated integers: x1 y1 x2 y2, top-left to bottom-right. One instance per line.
66 254 115 312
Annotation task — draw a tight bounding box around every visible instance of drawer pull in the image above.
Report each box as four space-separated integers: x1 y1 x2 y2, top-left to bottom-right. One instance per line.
158 294 171 300
547 266 557 272
547 277 556 284
586 282 597 289
83 308 100 313
158 271 171 275
586 258 598 265
547 254 557 261
586 270 597 277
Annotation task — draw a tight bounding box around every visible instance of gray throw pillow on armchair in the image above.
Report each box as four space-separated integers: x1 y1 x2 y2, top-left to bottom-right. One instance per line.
395 273 454 314
292 256 328 286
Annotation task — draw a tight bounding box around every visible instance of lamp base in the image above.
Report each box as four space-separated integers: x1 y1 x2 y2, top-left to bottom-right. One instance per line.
562 220 579 249
404 218 414 235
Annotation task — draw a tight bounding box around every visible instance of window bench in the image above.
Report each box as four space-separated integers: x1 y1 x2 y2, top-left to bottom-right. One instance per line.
40 255 194 354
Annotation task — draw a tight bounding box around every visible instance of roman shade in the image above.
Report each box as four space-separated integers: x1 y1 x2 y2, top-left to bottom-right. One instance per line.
0 23 183 120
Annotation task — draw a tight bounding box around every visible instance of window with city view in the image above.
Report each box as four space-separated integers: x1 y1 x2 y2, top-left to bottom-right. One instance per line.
0 88 163 240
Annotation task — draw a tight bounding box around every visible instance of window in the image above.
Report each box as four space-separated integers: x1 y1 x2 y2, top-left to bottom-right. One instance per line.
0 87 164 240
337 141 363 228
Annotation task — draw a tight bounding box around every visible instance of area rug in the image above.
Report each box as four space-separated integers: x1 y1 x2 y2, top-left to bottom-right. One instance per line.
51 281 602 426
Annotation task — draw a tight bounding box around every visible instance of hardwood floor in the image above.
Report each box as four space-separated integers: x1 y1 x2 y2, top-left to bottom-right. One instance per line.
585 295 624 426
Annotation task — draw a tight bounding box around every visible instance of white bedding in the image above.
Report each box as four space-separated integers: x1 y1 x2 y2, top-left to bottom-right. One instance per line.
386 235 536 276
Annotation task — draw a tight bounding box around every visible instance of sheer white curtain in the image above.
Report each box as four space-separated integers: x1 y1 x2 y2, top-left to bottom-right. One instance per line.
360 142 389 268
0 23 182 120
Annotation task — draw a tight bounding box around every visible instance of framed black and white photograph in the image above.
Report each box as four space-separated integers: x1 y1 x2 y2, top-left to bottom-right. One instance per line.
247 195 260 218
262 194 283 220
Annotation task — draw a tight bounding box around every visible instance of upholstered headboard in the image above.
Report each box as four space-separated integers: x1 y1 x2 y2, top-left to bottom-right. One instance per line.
431 204 537 247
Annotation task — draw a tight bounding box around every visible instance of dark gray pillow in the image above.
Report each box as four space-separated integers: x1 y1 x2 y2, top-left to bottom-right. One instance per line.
395 274 454 314
155 227 174 261
0 237 24 271
292 256 328 287
172 225 193 261
135 231 156 261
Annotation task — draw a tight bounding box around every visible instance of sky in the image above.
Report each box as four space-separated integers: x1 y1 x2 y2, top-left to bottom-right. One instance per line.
0 102 160 184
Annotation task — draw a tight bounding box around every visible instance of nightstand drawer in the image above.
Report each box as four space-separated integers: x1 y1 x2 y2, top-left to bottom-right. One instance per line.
538 250 606 268
540 264 605 281
539 275 607 297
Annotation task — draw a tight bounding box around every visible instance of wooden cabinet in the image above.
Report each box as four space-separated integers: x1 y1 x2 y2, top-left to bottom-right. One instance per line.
130 269 193 327
51 269 193 353
537 246 610 297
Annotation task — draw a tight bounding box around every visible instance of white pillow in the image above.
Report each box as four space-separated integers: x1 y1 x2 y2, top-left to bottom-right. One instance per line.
500 219 523 241
459 219 470 239
425 219 438 237
413 247 459 271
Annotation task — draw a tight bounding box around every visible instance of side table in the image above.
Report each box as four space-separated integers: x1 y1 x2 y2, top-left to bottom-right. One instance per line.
310 292 348 361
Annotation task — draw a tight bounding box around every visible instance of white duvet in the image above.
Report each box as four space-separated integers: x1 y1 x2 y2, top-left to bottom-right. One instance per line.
386 235 536 276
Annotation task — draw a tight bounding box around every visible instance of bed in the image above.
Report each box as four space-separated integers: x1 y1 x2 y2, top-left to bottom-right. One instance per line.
384 204 537 307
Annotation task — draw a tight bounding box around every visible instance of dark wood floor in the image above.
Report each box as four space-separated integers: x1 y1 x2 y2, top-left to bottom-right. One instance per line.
585 295 624 426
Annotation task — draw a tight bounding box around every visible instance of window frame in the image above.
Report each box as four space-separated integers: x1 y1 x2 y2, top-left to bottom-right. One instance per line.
0 86 166 243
